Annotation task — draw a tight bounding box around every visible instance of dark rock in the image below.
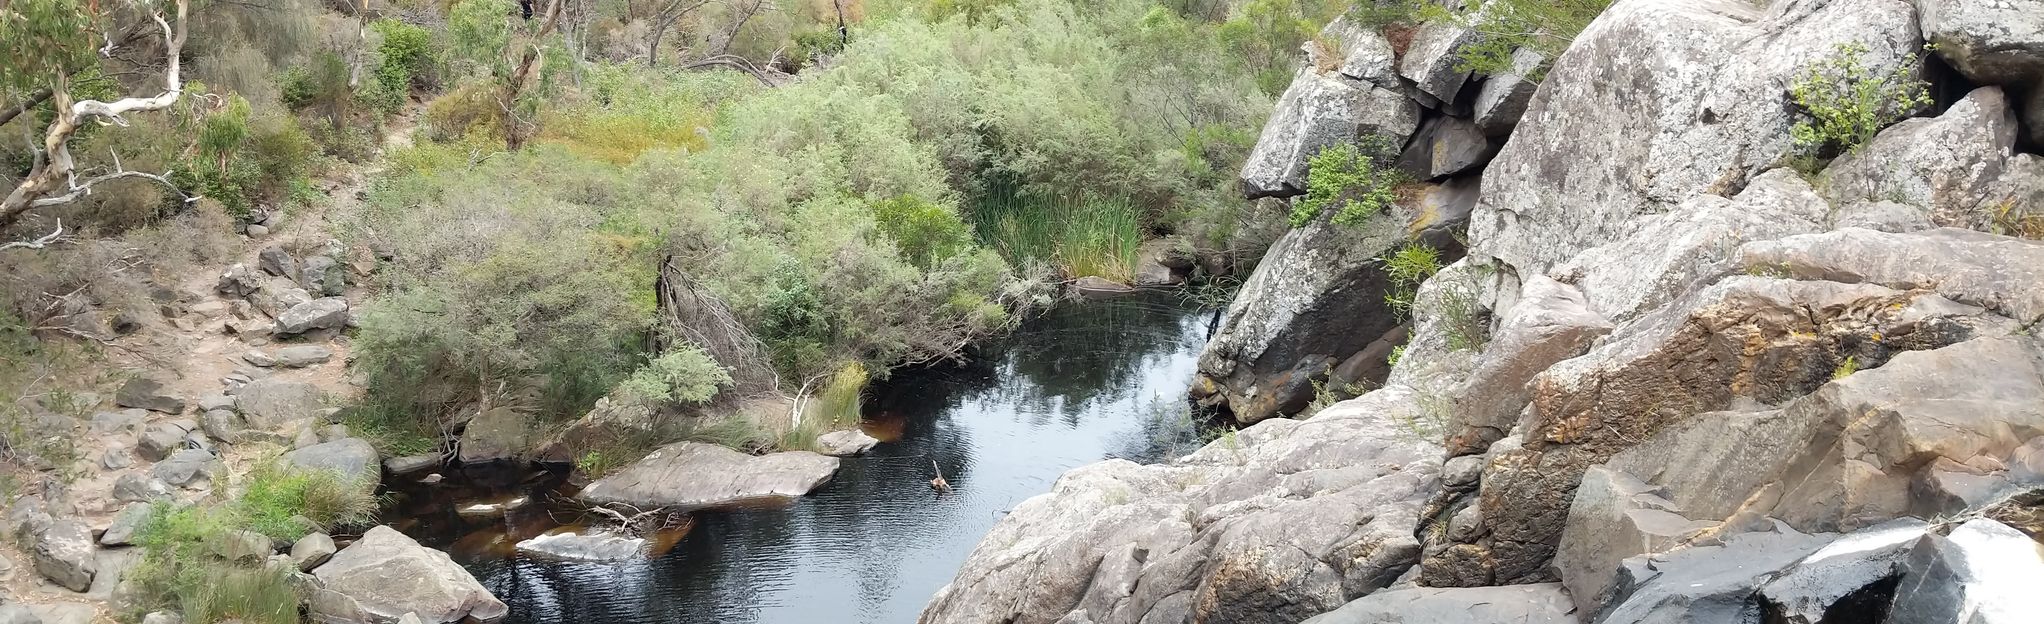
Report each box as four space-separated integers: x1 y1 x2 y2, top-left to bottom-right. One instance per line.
1472 48 1544 136
1597 529 1832 624
258 245 297 279
114 378 183 415
1758 518 1929 624
1886 519 2044 624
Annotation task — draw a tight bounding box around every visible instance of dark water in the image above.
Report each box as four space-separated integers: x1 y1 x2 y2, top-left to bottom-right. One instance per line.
389 295 1218 624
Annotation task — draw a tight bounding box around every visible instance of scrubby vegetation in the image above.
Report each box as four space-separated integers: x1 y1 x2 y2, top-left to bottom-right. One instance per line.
1291 138 1404 227
126 464 377 624
1417 0 1611 78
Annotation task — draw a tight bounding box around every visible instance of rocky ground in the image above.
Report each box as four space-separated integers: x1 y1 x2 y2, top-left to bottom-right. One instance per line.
923 0 2044 623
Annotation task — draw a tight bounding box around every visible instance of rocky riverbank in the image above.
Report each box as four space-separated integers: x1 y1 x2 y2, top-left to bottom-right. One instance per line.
922 0 2044 623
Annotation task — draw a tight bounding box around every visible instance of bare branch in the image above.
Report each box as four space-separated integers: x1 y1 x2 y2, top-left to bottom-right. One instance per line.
0 88 54 129
0 221 66 253
0 0 191 231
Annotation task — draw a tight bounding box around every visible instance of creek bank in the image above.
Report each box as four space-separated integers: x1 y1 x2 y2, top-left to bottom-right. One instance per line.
923 1 2044 623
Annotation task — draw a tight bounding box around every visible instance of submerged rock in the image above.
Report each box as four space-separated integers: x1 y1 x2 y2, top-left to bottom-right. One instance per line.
816 429 880 456
576 442 839 509
514 531 647 562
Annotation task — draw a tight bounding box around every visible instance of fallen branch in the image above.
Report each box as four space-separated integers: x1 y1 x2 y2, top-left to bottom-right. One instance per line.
0 221 65 253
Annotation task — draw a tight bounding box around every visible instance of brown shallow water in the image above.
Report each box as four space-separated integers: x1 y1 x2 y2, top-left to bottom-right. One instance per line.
383 294 1221 624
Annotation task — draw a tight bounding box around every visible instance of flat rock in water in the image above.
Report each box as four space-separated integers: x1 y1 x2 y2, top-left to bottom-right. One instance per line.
514 531 647 562
384 454 440 476
1071 276 1138 299
577 442 839 509
816 429 880 456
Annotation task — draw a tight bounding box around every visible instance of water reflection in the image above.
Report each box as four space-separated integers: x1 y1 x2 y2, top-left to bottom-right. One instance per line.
408 294 1214 624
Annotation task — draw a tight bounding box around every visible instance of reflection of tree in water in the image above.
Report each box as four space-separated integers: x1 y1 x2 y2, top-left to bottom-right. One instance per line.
980 296 1207 428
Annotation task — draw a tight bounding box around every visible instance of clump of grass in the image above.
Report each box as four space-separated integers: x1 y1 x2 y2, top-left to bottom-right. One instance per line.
337 400 442 457
1381 240 1443 320
971 187 1142 283
129 505 302 624
237 463 380 542
808 361 868 431
1833 355 1859 380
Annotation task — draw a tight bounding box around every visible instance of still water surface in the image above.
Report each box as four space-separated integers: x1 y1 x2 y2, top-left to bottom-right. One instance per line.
395 295 1216 624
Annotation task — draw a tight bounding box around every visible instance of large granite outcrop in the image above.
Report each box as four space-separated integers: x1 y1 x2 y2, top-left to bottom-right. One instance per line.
1239 67 1421 198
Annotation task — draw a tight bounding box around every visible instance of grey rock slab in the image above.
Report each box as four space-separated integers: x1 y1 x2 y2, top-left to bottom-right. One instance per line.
275 297 349 335
1301 583 1578 624
1472 47 1544 136
1822 87 2021 232
514 531 648 562
1239 67 1420 198
148 448 220 487
243 349 276 367
1760 518 1930 624
1917 0 2044 87
310 525 508 623
1396 18 1479 104
815 429 880 457
115 378 183 415
87 409 148 435
291 532 337 571
258 245 297 279
273 344 334 368
1888 519 2044 624
384 454 441 476
136 422 188 462
283 438 381 489
300 255 345 297
578 442 839 509
456 407 529 464
1597 528 1833 624
112 473 173 503
30 519 97 592
1742 227 2044 324
235 378 325 430
98 502 152 546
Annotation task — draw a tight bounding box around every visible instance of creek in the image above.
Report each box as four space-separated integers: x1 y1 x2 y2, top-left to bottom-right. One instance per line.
383 294 1221 623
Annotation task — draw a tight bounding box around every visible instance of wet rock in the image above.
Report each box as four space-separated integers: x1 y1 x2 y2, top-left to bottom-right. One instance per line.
1239 67 1420 198
1471 48 1544 136
283 438 381 489
1598 528 1833 623
235 378 325 430
816 429 880 457
1302 584 1576 624
99 503 152 547
274 345 334 368
149 449 221 488
112 474 173 503
136 422 189 462
309 525 508 623
275 297 349 335
1470 0 1920 275
1822 87 2021 231
30 519 97 592
291 532 336 571
578 442 839 509
1759 518 1929 624
1072 276 1138 299
115 378 183 415
258 245 297 279
384 454 441 476
514 531 647 562
1887 518 2044 623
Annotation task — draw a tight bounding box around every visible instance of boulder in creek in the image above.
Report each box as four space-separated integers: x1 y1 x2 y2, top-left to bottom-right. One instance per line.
234 378 325 430
1072 276 1138 299
1299 583 1577 624
1238 66 1420 199
456 406 530 464
514 531 647 562
283 438 382 489
577 442 838 509
309 525 508 624
1469 0 1920 276
275 297 350 335
30 519 97 592
815 429 880 456
291 532 337 571
1191 193 1442 424
115 378 184 415
919 384 1448 624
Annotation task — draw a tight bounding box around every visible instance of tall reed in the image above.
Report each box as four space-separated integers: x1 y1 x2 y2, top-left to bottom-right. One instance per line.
971 188 1143 283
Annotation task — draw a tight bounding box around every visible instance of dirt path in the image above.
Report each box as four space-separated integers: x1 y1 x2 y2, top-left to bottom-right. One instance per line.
0 108 422 622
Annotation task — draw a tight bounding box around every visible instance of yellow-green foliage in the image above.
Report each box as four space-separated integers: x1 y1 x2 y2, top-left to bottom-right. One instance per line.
236 463 380 541
535 65 745 164
1293 139 1401 228
1790 42 1932 157
1380 241 1441 319
810 361 869 429
621 345 734 406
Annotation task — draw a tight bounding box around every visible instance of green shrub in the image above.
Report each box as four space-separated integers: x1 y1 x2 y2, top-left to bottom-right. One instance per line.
175 96 315 219
1381 240 1441 320
1292 139 1401 228
129 501 307 624
1420 0 1610 79
873 195 975 269
620 346 734 406
1789 42 1931 159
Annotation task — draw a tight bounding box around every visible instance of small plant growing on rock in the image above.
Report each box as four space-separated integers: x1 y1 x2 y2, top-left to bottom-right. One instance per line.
1788 42 1932 159
1293 137 1403 228
1832 355 1859 380
1381 240 1443 320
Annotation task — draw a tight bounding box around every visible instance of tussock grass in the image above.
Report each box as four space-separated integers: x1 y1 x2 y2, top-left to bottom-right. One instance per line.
971 189 1142 283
